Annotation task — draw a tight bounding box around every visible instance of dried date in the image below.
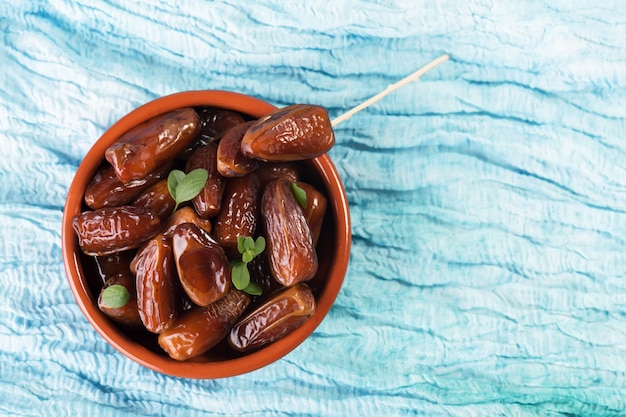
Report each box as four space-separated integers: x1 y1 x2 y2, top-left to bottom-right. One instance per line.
158 289 250 361
84 163 170 209
295 182 327 245
171 223 231 307
131 234 179 334
97 273 143 329
261 178 318 286
213 173 260 256
255 162 300 188
132 179 177 222
162 206 212 237
185 143 225 218
73 206 160 256
105 108 200 183
228 283 315 352
197 107 245 144
216 121 260 177
241 104 334 161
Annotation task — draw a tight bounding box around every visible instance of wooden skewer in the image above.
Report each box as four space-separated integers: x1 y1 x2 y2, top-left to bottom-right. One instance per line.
331 53 450 127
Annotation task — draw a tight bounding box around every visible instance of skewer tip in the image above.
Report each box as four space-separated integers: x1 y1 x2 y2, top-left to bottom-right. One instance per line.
331 53 451 127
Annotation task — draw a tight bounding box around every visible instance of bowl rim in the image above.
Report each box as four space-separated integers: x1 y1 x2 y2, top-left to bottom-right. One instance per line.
61 90 351 379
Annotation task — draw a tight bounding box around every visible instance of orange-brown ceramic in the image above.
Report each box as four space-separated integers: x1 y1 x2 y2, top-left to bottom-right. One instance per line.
61 90 351 379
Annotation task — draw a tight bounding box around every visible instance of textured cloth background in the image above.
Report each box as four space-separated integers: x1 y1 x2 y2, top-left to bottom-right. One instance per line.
2 1 626 416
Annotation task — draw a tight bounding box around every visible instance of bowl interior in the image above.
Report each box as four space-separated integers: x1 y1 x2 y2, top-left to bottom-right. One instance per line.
62 90 351 378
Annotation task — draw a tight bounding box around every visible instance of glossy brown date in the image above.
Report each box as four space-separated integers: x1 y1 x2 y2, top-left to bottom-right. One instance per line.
97 273 143 329
216 121 261 177
255 162 300 189
228 283 316 352
248 254 282 296
73 206 160 256
158 289 251 361
178 108 246 160
132 179 176 222
89 251 136 285
261 178 318 286
197 107 245 144
162 206 212 237
131 234 178 334
185 143 225 218
241 104 334 161
295 182 327 245
84 163 170 209
171 223 231 307
213 173 260 256
105 108 200 183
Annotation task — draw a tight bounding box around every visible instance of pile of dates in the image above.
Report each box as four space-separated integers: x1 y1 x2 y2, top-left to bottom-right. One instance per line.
72 103 335 361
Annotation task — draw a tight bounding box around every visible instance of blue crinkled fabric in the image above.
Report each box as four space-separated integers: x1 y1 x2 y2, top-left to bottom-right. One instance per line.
2 1 626 416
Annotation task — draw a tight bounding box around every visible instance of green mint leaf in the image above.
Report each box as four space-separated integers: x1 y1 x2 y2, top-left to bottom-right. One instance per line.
243 281 263 296
253 236 266 256
243 236 255 251
231 261 250 290
237 236 247 254
101 284 130 309
167 168 208 211
167 169 186 200
291 182 307 209
233 235 265 295
175 168 209 203
242 251 254 263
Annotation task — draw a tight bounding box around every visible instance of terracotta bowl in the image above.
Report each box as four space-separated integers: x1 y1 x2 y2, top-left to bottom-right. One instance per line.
61 90 351 379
